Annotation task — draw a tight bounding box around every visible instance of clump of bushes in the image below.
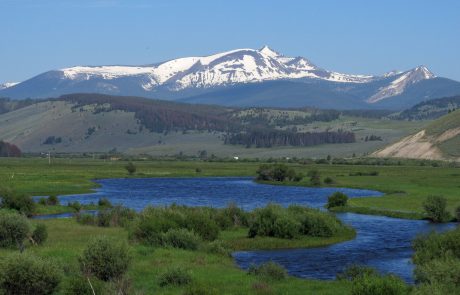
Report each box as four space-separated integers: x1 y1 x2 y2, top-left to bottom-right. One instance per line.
307 169 321 186
412 227 460 293
326 192 348 209
96 206 136 227
79 236 131 281
204 240 232 257
68 201 82 212
0 253 61 295
129 205 224 247
350 273 410 295
98 197 112 207
31 223 48 245
163 228 201 250
248 261 287 281
256 164 302 182
0 188 35 216
248 204 346 239
349 171 379 176
456 205 460 222
158 267 192 287
62 275 106 295
337 264 377 281
125 162 136 175
0 210 31 248
423 196 451 223
324 176 334 184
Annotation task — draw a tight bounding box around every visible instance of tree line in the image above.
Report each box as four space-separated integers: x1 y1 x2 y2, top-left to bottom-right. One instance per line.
224 129 355 148
0 141 21 157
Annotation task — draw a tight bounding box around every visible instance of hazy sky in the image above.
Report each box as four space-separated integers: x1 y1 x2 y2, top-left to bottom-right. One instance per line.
1 0 459 82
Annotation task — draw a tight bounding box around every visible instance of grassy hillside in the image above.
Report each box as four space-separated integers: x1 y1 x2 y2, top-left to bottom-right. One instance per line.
374 110 460 160
0 94 425 158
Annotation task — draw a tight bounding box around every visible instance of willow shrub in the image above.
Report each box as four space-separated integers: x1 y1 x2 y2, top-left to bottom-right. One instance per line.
248 204 345 239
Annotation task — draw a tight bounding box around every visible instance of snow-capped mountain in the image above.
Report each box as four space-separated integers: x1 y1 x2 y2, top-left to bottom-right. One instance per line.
57 46 375 91
2 46 460 110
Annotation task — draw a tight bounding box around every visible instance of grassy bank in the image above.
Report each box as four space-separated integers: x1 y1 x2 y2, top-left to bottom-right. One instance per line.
0 218 352 294
1 157 459 219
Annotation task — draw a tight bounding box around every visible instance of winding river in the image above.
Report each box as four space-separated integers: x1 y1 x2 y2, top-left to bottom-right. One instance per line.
46 177 455 283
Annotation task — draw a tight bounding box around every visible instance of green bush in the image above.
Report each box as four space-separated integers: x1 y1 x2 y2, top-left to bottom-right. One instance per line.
423 196 451 223
163 228 201 250
324 177 334 184
79 236 131 281
0 191 35 216
248 261 287 281
125 162 136 175
46 195 59 206
186 211 219 241
248 204 344 239
351 273 410 295
326 192 348 209
76 213 97 225
214 203 249 229
62 275 106 295
68 201 82 212
0 211 31 248
337 264 378 281
256 164 300 182
413 227 460 266
184 283 219 295
456 205 460 222
204 240 232 257
158 268 192 287
301 211 342 237
31 224 48 245
414 255 460 288
98 197 112 207
308 169 321 186
0 253 61 295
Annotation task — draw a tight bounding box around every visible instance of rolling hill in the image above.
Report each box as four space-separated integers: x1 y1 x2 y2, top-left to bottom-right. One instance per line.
373 109 460 161
0 93 423 158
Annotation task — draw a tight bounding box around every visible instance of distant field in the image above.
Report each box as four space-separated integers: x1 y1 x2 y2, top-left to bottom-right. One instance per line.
0 157 459 218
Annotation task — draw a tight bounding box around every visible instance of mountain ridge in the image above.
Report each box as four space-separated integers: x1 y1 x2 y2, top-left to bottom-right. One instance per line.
1 47 460 110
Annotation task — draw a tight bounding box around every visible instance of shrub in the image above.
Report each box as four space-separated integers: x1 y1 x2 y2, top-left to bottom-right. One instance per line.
0 211 31 248
186 211 219 241
423 196 451 223
205 240 232 257
62 275 106 295
301 211 342 237
326 192 348 209
163 228 201 250
272 215 301 239
414 255 460 287
0 192 35 216
125 162 136 175
38 198 47 205
456 205 460 222
351 273 410 295
324 177 334 184
31 224 48 245
98 197 112 207
158 268 192 287
248 261 287 281
76 213 97 226
68 201 82 212
46 195 59 206
215 203 248 229
255 164 299 182
308 169 321 186
79 236 131 281
184 283 218 295
337 264 378 281
0 253 61 295
248 204 344 239
412 227 460 266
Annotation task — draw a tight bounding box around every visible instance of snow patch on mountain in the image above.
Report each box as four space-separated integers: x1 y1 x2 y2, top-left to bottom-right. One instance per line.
0 82 19 90
368 66 435 103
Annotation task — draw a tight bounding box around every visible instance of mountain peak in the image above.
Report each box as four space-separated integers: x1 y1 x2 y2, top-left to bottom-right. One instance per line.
258 45 280 58
412 65 435 79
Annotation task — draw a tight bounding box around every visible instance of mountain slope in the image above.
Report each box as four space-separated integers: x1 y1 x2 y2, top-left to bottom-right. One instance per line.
2 47 458 109
373 110 460 160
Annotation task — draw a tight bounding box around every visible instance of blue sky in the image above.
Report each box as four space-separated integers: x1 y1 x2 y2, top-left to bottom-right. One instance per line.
1 0 459 82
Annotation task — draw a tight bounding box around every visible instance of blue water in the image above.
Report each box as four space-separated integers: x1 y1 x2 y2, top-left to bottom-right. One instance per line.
47 177 455 283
